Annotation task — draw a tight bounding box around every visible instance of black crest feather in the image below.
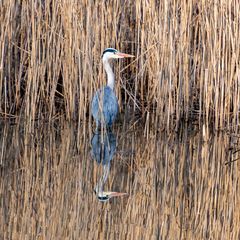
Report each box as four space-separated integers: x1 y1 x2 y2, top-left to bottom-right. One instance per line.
102 48 117 58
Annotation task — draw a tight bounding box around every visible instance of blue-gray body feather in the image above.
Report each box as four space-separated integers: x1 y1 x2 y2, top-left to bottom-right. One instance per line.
91 132 116 165
91 86 119 127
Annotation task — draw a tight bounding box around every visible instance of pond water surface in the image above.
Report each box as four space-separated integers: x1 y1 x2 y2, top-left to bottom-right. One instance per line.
0 120 239 239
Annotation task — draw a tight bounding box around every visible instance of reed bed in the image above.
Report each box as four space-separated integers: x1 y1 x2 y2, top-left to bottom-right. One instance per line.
0 0 239 132
1 1 240 239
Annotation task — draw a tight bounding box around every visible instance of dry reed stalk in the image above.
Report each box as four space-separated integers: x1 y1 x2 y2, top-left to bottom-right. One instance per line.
0 0 239 132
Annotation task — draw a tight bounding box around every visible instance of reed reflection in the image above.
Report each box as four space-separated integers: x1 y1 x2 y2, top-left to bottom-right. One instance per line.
91 131 127 202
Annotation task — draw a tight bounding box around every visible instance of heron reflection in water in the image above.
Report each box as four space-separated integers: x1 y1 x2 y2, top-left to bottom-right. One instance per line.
91 131 127 202
91 48 134 131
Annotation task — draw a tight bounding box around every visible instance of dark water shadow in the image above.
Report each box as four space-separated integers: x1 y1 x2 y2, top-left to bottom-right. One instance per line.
90 130 127 202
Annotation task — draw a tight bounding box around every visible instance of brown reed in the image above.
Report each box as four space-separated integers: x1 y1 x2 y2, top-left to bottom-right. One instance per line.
0 0 239 132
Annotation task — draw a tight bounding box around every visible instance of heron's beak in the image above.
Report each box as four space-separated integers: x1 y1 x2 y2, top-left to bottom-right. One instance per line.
106 191 128 198
115 52 134 58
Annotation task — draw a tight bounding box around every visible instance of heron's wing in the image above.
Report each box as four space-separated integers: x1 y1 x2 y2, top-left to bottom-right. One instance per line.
91 129 117 165
102 87 119 125
91 87 119 125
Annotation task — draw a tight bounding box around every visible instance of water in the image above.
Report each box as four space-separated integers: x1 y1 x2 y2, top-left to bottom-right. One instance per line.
0 120 239 239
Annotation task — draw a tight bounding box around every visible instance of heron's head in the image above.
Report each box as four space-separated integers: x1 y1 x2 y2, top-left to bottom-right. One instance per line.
94 189 128 202
102 48 134 61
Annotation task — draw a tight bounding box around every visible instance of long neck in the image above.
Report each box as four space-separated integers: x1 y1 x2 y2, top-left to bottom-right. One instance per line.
103 59 115 90
95 163 110 194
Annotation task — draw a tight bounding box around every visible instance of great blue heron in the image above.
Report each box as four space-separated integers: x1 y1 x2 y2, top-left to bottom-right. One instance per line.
91 48 134 130
91 131 127 202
